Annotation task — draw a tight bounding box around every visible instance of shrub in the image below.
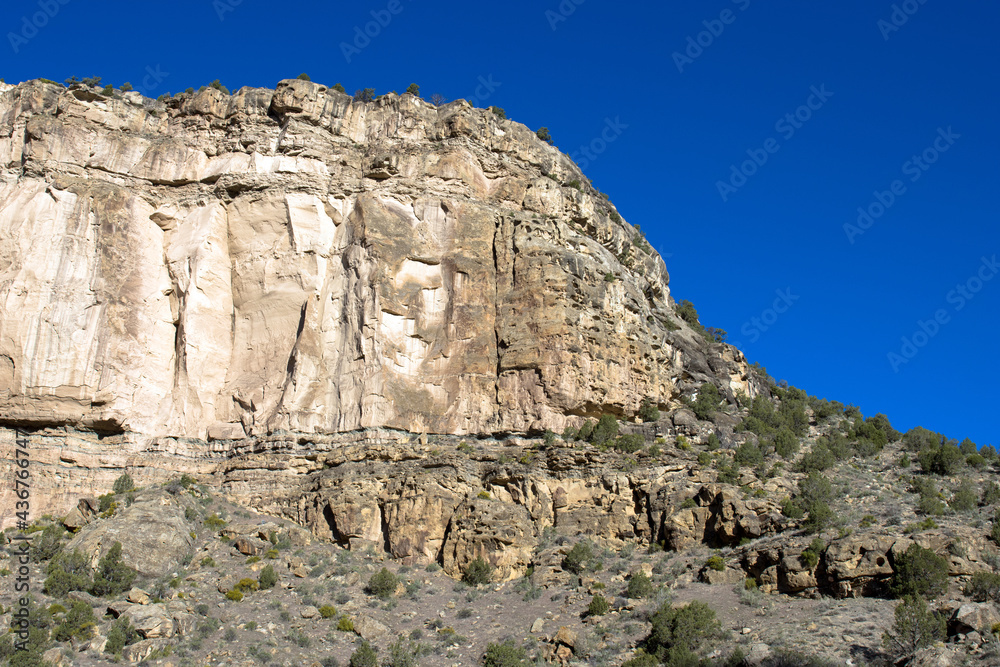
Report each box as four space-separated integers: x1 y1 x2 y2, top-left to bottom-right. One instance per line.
967 454 987 469
319 604 337 618
462 556 494 586
591 414 619 445
384 637 419 667
536 127 553 144
483 639 528 667
983 482 1000 506
31 523 66 562
90 542 137 597
367 567 399 598
562 542 593 574
882 595 945 659
235 577 259 593
797 444 836 473
45 549 92 597
691 383 722 421
204 513 227 529
209 79 230 94
349 641 378 667
800 538 825 569
337 615 355 632
577 420 595 442
297 73 311 81
773 427 799 459
105 616 139 655
354 88 376 103
639 397 660 422
404 82 420 96
950 479 978 512
705 433 721 450
964 571 1000 602
733 441 763 467
52 599 96 642
891 544 949 599
918 442 964 476
226 589 244 601
705 556 725 572
112 473 135 494
257 563 278 590
621 652 659 667
490 106 506 119
626 571 655 598
588 594 610 616
647 600 721 664
614 434 644 454
802 501 833 535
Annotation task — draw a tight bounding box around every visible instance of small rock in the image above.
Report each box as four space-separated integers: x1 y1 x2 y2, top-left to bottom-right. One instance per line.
530 618 545 633
554 626 577 649
42 648 64 666
127 588 150 605
742 627 752 635
353 614 390 642
301 606 319 619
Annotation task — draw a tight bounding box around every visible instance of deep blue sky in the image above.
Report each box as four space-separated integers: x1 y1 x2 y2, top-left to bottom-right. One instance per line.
4 0 997 447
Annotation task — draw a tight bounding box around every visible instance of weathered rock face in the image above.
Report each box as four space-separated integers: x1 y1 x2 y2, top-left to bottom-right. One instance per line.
0 78 756 444
0 78 762 527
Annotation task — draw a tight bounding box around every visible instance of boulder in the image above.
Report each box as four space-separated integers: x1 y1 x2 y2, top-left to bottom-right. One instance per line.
65 490 194 578
950 602 1000 635
353 614 390 642
122 604 175 638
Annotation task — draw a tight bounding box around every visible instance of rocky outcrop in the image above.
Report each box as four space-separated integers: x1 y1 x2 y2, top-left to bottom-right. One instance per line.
737 528 993 598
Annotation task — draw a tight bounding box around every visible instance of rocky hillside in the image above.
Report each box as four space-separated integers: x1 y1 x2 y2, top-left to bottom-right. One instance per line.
1 79 999 667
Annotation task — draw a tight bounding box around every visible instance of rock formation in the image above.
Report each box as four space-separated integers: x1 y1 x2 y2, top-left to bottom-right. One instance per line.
0 78 759 525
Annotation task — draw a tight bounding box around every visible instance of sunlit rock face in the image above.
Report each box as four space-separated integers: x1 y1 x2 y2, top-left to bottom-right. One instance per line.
0 79 756 442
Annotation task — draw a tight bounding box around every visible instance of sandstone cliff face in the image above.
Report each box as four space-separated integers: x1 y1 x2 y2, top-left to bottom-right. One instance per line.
0 79 755 444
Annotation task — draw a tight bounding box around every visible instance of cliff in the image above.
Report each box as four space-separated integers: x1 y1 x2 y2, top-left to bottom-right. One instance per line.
0 78 755 445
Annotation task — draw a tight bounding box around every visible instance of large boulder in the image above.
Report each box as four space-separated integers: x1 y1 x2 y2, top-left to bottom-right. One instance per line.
950 602 1000 635
65 490 194 578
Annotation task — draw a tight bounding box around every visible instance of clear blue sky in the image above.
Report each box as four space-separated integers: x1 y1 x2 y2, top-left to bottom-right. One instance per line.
4 0 997 447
